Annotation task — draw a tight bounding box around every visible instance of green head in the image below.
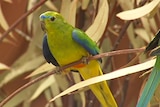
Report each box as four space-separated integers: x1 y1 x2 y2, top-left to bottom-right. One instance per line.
39 11 66 32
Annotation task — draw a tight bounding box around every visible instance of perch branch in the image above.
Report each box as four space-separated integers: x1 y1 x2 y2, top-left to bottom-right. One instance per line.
0 47 145 107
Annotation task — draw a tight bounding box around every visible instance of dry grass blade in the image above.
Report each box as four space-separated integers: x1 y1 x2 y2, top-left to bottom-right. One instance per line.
0 63 10 70
117 0 160 20
29 75 56 101
81 0 90 9
45 1 58 11
86 0 109 42
0 56 44 87
61 0 78 26
3 0 12 3
3 80 43 107
0 7 9 31
0 6 13 39
27 63 55 78
49 58 156 102
135 28 153 43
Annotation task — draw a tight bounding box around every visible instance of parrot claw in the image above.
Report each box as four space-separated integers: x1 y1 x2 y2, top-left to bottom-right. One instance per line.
81 56 89 64
55 66 63 74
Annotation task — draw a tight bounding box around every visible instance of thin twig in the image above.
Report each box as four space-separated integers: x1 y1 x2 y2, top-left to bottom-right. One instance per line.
89 47 145 61
105 21 132 67
0 48 145 107
105 0 148 67
0 0 47 42
112 21 132 51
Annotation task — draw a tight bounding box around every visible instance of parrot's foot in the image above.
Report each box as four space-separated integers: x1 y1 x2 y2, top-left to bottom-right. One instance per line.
54 66 63 74
81 56 89 64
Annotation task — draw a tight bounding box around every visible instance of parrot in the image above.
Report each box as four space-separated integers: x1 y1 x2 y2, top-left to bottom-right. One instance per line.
40 11 117 107
136 30 160 107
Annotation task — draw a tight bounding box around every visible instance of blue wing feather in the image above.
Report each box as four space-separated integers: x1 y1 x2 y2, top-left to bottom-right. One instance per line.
72 29 99 55
72 29 102 62
43 34 59 66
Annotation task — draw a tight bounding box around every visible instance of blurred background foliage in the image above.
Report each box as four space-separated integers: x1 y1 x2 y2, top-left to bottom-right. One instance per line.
0 0 159 107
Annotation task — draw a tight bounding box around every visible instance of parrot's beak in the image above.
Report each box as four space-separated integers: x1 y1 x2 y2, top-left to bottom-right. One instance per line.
40 22 46 32
39 14 46 32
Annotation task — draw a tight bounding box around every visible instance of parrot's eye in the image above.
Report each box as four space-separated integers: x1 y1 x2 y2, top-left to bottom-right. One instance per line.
50 17 55 22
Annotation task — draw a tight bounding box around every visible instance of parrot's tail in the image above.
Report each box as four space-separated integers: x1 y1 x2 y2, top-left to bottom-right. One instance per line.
76 60 117 107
